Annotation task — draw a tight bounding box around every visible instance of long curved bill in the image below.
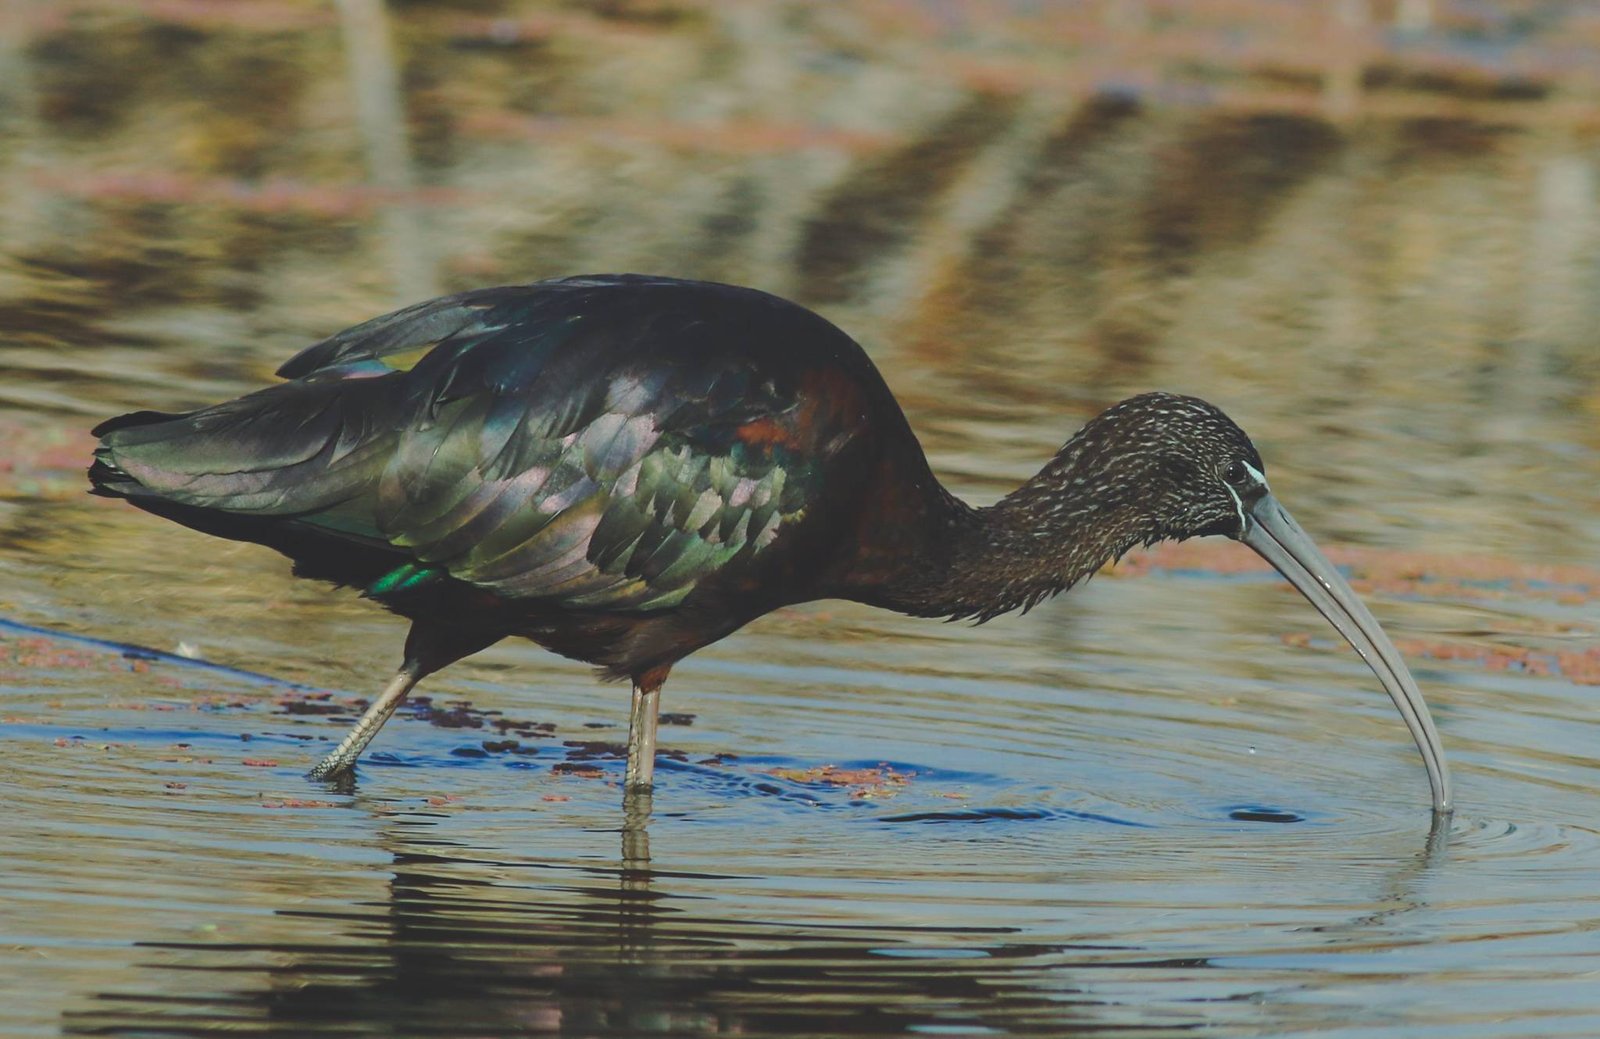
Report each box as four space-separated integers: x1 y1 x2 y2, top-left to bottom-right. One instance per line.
1239 494 1453 813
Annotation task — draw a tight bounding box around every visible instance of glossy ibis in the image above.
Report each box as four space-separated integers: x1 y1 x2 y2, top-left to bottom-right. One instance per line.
89 275 1452 811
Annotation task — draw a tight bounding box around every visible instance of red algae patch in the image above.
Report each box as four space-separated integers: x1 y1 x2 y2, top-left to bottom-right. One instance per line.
3 636 123 673
1116 541 1266 577
1395 638 1600 686
1283 632 1600 686
1121 539 1600 687
763 764 915 800
0 418 98 499
1116 541 1600 604
53 736 122 751
36 170 470 219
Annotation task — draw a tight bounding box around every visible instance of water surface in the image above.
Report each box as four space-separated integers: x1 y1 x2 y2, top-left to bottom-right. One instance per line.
2 3 1598 1036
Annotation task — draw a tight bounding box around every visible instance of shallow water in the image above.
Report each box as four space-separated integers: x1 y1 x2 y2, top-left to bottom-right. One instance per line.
2 3 1599 1037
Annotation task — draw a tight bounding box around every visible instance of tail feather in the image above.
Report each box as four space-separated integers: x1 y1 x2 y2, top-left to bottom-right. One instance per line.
87 454 135 498
89 390 412 591
89 410 188 499
89 381 393 517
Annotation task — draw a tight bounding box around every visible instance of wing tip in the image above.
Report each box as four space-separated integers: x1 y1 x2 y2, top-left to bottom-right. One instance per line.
274 345 325 380
90 409 184 438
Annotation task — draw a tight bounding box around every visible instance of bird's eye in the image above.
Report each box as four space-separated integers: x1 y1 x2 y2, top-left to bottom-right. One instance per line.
1222 460 1249 486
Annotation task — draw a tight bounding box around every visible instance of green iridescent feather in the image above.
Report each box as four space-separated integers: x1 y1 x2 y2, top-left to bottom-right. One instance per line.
92 277 830 617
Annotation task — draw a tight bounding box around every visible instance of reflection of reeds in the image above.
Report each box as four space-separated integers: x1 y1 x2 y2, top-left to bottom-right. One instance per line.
336 0 437 302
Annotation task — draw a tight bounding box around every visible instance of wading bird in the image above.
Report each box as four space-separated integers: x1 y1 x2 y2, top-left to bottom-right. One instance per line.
90 275 1451 811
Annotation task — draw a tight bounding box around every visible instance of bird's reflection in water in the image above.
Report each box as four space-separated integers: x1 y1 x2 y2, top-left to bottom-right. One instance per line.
63 809 1452 1037
60 825 1078 1034
621 786 654 869
619 787 654 965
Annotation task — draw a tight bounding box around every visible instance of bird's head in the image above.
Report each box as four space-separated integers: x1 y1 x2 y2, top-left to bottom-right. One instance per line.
1029 392 1452 813
1048 392 1268 544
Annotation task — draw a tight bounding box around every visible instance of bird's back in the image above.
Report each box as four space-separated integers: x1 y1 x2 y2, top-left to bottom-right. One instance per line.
90 276 937 669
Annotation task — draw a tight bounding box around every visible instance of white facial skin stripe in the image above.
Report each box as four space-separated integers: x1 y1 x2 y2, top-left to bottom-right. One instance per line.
1225 484 1246 532
1225 461 1269 532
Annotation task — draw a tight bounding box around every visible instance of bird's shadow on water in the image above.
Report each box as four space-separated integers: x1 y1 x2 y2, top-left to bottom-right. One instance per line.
0 616 324 690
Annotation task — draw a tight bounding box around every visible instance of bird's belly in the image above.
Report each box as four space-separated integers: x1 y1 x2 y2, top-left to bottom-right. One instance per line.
511 603 752 682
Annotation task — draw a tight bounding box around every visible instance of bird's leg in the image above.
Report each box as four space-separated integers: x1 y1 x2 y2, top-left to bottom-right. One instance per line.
624 685 660 790
308 662 422 781
308 622 503 782
624 664 671 793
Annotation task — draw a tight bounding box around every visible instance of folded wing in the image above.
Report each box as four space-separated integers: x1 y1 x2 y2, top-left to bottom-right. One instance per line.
93 278 825 614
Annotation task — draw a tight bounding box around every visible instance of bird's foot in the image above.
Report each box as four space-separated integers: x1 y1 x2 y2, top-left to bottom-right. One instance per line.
307 749 358 785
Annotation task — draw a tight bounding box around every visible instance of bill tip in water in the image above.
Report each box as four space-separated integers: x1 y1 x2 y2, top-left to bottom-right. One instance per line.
1232 491 1453 814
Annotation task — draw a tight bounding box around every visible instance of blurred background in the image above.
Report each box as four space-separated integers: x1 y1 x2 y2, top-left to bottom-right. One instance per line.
2 0 1597 555
2 3 1599 1037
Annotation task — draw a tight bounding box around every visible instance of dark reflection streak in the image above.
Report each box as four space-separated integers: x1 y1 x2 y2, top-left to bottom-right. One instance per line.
358 841 742 883
1362 809 1451 923
270 905 1024 940
1299 810 1452 943
1424 808 1451 863
795 92 1020 307
900 93 1145 385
